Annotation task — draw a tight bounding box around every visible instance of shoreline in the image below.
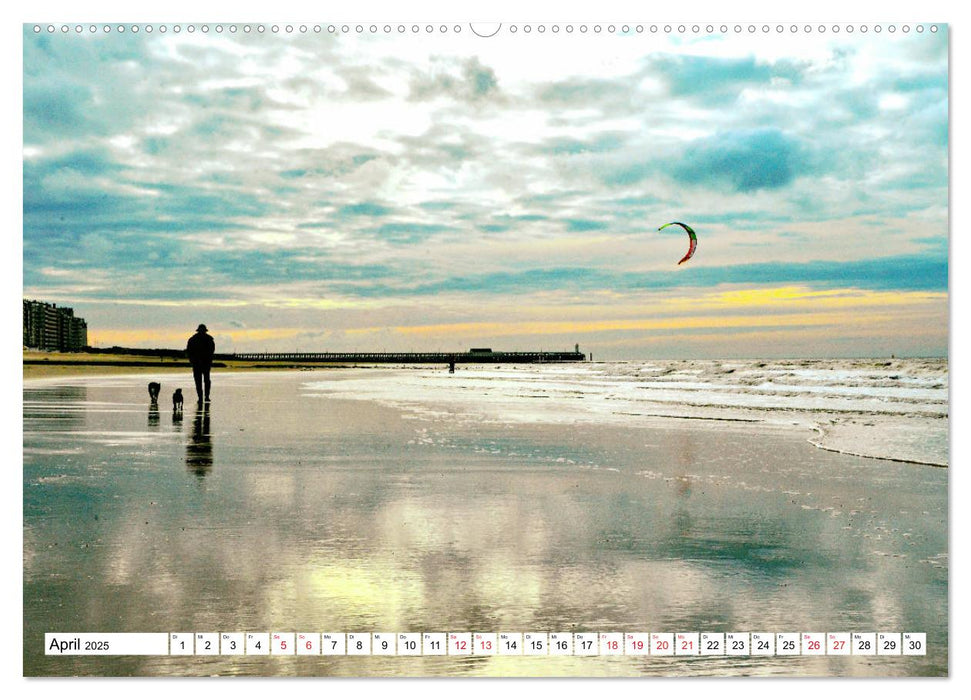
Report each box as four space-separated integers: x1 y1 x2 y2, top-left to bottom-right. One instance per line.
23 356 948 469
807 427 948 468
22 350 361 381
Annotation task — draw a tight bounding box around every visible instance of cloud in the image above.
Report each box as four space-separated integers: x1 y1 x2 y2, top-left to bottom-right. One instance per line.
23 33 151 142
564 219 609 232
649 54 806 103
338 202 395 218
597 127 820 194
333 65 393 100
408 56 499 102
675 128 812 192
23 82 94 137
539 132 628 156
536 76 633 104
370 222 456 244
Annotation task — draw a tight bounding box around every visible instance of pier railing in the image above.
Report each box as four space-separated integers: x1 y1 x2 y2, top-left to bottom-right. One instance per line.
75 346 586 364
227 351 585 364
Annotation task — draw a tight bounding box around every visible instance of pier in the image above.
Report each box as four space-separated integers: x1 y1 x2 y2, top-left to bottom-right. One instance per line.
68 346 588 365
228 350 586 364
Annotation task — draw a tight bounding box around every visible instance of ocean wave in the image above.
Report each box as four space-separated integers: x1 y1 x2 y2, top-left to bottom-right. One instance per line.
305 358 948 467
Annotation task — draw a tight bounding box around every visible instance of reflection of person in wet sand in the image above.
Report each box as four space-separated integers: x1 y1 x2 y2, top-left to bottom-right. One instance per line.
186 404 213 478
186 324 215 404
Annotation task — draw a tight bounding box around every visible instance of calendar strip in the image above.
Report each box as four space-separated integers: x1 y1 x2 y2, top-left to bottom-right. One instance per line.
45 632 926 656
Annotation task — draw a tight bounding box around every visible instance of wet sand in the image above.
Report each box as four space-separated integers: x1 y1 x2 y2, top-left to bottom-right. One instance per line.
23 371 947 677
22 350 351 380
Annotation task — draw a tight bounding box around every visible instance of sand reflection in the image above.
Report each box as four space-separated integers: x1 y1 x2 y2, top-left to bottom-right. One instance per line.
186 405 213 479
23 372 947 677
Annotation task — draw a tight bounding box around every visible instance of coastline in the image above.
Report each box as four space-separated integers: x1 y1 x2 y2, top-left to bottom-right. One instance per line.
808 426 948 468
22 350 350 381
304 361 949 470
24 356 949 468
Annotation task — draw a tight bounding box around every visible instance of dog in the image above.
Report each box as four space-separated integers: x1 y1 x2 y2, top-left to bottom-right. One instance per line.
148 382 161 403
173 388 184 412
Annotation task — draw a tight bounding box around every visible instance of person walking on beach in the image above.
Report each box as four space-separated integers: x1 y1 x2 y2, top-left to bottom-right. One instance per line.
186 324 215 404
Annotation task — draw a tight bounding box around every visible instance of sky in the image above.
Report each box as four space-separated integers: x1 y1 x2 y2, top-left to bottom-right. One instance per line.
22 22 949 359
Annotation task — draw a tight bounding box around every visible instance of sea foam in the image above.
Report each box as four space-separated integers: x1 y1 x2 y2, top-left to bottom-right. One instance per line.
305 358 948 467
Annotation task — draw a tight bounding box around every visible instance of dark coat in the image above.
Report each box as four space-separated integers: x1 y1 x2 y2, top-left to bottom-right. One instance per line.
186 332 215 367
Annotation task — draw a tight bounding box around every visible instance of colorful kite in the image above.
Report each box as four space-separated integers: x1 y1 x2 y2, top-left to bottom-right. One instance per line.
658 221 698 265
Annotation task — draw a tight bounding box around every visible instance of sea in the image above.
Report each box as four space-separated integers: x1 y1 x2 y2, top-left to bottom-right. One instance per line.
309 357 948 467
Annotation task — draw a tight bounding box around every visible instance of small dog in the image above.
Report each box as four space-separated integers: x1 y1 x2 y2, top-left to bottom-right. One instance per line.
173 388 184 412
148 382 161 403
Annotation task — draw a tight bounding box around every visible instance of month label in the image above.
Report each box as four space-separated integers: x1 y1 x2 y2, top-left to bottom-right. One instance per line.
45 633 169 656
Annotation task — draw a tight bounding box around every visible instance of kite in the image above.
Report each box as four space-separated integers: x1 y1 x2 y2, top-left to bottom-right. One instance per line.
658 221 697 265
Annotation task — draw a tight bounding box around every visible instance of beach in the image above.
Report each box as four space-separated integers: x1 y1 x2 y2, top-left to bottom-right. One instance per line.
22 350 348 380
23 361 947 677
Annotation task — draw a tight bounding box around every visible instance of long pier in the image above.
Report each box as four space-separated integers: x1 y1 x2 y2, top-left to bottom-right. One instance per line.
228 350 585 364
74 346 587 364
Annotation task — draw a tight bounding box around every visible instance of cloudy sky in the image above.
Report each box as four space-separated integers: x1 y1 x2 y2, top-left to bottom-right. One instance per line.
22 23 948 358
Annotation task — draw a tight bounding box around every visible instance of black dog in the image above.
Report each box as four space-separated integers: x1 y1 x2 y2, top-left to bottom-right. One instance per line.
148 382 161 403
173 388 184 412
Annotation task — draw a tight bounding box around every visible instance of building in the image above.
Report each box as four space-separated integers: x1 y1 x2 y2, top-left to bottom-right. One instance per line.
23 299 88 351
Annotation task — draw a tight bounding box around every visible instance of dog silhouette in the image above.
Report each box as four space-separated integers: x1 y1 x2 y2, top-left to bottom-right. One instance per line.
173 388 184 412
148 382 161 403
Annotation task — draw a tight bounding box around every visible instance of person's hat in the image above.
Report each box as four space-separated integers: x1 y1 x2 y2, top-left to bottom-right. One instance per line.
197 324 208 332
